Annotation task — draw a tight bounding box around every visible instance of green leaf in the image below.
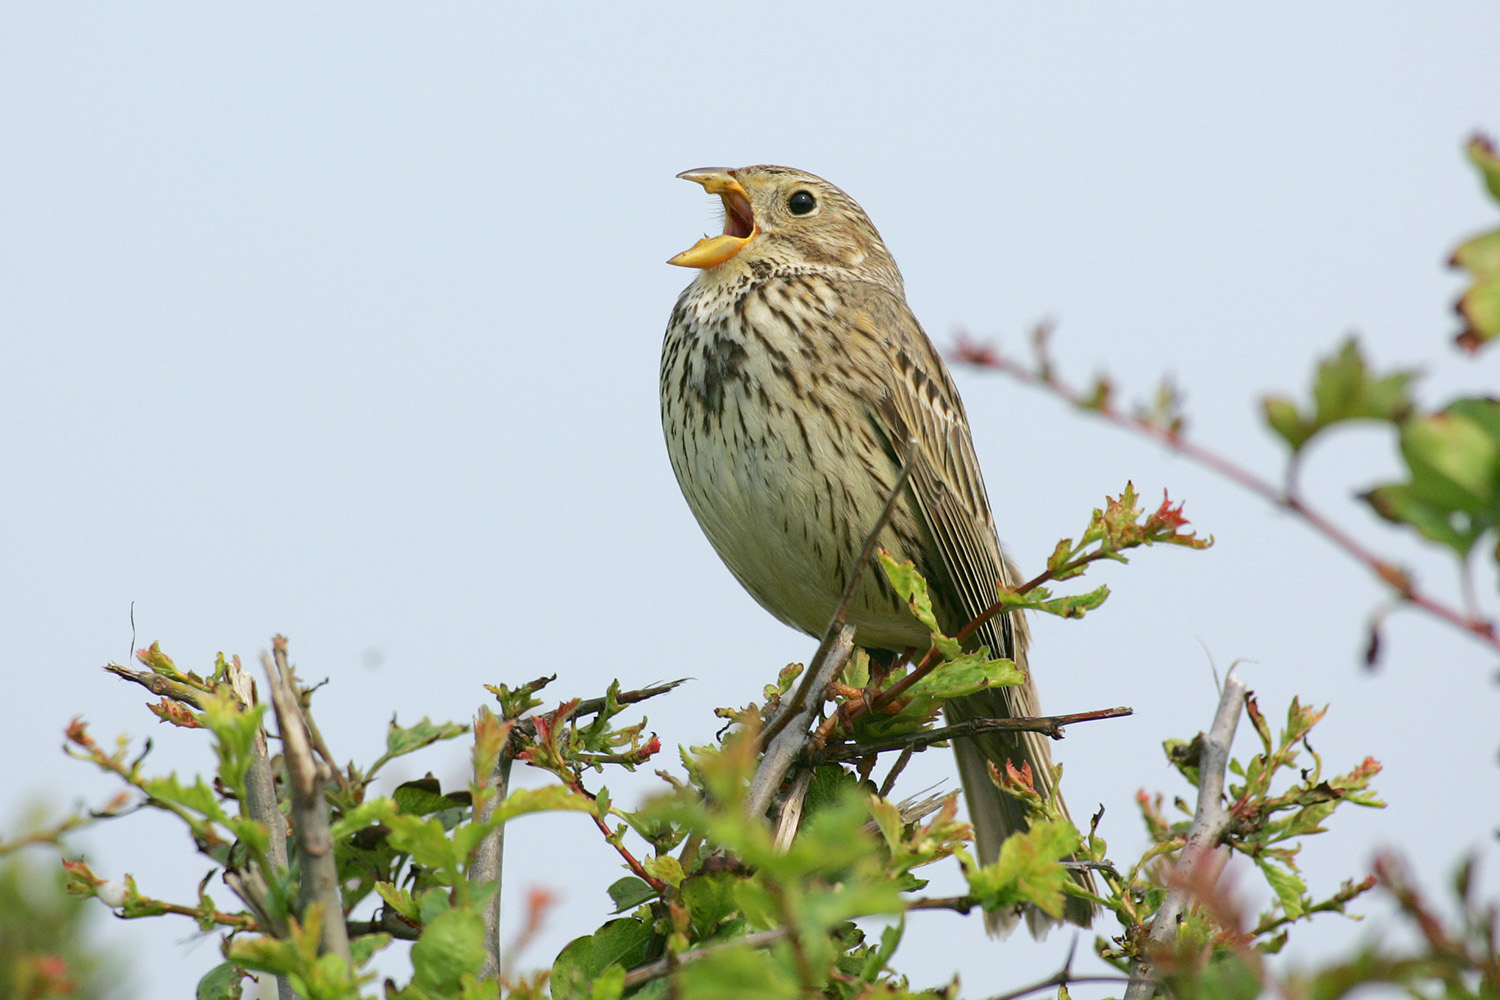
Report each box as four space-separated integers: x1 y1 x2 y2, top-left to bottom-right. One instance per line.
374 881 420 923
373 716 469 776
393 777 456 817
384 813 465 877
550 919 654 1000
1451 139 1500 351
1365 398 1500 557
196 962 245 1000
495 784 594 823
409 907 487 995
878 552 960 658
682 873 742 937
673 943 801 1000
590 964 625 1000
804 765 861 814
606 876 657 913
965 818 1078 919
1257 858 1308 920
867 795 904 853
1026 584 1110 619
1263 339 1414 452
902 652 1023 700
643 854 684 888
1468 133 1500 203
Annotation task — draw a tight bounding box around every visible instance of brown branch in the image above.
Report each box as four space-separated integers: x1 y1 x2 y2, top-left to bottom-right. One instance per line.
346 909 419 941
954 334 1500 654
811 706 1133 763
571 679 687 719
103 663 205 708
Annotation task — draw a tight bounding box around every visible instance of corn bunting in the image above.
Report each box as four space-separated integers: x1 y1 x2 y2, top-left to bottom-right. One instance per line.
660 165 1094 934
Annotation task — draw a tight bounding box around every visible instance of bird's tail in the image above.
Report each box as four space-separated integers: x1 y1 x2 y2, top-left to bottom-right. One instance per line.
947 681 1098 937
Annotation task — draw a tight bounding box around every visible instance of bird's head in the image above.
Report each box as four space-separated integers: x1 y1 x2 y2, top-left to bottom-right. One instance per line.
668 165 901 289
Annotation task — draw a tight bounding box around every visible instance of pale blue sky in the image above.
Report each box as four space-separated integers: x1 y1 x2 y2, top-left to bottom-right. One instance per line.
4 5 1499 996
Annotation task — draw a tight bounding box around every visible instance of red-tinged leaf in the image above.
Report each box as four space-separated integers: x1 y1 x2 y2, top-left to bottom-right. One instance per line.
1468 133 1500 203
148 698 203 729
1450 222 1500 353
1245 693 1271 749
64 717 94 749
136 642 180 678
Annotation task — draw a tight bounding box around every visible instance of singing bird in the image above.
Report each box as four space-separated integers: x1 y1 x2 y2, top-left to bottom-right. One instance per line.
660 165 1094 934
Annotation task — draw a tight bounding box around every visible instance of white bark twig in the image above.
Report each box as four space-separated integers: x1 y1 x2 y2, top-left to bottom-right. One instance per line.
471 710 514 980
746 626 855 819
227 655 295 1000
1124 668 1248 1000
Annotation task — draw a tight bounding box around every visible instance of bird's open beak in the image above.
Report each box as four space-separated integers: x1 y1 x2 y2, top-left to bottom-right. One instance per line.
669 168 757 268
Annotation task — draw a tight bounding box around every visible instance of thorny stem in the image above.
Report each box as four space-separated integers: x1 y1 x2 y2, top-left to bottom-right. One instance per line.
953 333 1500 654
1124 668 1248 1000
561 768 667 893
811 706 1133 763
264 637 352 964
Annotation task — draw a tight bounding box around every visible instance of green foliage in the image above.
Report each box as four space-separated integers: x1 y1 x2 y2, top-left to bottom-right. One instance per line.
0 846 130 1000
1365 397 1500 561
12 128 1500 1000
1453 134 1500 352
1262 338 1416 452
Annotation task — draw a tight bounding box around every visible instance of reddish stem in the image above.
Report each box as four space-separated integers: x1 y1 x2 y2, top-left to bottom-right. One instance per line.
953 337 1500 654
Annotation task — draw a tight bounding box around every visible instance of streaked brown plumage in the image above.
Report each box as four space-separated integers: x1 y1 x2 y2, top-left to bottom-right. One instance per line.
660 165 1093 934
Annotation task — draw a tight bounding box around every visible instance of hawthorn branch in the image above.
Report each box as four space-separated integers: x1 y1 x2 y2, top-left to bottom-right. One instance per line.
1124 668 1248 1000
746 626 855 819
103 662 205 708
226 654 293 1000
810 706 1133 763
954 333 1500 654
471 710 514 981
571 679 687 719
263 637 351 964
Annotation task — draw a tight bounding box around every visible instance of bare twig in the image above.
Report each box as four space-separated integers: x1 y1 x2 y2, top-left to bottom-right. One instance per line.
263 637 351 963
570 679 687 719
986 973 1138 1000
772 770 814 850
954 334 1500 654
1124 669 1248 1000
810 706 1133 763
346 909 419 940
103 663 205 708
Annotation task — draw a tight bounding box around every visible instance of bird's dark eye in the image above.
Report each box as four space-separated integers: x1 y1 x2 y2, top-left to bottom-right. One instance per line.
788 190 817 215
